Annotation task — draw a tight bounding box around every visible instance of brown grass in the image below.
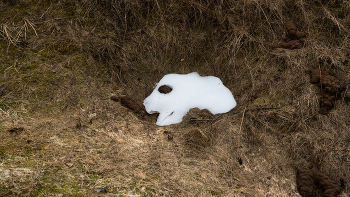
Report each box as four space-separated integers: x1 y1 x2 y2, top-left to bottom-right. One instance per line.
0 0 350 196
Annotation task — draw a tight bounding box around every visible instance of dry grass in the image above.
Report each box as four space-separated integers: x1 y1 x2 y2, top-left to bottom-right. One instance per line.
0 0 350 196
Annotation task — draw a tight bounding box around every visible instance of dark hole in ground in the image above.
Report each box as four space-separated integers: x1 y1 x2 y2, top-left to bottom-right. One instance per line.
237 157 243 165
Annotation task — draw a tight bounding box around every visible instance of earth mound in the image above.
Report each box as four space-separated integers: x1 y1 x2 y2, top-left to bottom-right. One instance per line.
307 69 346 114
271 21 306 50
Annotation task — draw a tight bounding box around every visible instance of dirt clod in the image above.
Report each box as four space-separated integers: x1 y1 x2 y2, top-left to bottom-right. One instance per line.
296 166 342 197
285 21 306 40
111 95 146 115
271 21 306 50
307 69 346 114
158 85 172 94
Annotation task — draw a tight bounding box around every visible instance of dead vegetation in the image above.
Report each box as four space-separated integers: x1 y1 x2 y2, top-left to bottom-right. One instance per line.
0 0 350 196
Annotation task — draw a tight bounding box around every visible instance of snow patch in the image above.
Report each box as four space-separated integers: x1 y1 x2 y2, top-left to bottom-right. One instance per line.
143 72 237 126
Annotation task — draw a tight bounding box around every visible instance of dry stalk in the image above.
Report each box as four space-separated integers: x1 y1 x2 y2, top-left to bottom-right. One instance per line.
23 18 38 37
1 24 15 46
238 106 246 151
322 6 349 33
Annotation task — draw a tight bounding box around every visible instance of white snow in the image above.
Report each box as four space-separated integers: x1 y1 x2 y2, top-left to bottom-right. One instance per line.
143 72 237 126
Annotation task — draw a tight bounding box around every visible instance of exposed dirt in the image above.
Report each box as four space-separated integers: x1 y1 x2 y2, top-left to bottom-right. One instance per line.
180 108 215 125
158 85 172 94
111 95 146 116
285 21 306 40
271 21 306 50
271 40 304 50
307 69 346 114
296 165 342 197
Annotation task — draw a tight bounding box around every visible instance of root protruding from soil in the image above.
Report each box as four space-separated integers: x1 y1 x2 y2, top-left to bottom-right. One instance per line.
296 166 342 197
271 21 306 50
307 69 346 114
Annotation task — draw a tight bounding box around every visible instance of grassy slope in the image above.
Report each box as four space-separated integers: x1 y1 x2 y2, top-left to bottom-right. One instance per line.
0 0 350 196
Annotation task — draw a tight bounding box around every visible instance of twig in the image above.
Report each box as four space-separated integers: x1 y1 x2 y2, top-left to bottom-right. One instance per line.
160 111 174 123
323 6 348 33
238 107 246 149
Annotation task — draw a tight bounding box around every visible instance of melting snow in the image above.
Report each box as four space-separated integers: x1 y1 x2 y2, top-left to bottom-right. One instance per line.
143 72 236 126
